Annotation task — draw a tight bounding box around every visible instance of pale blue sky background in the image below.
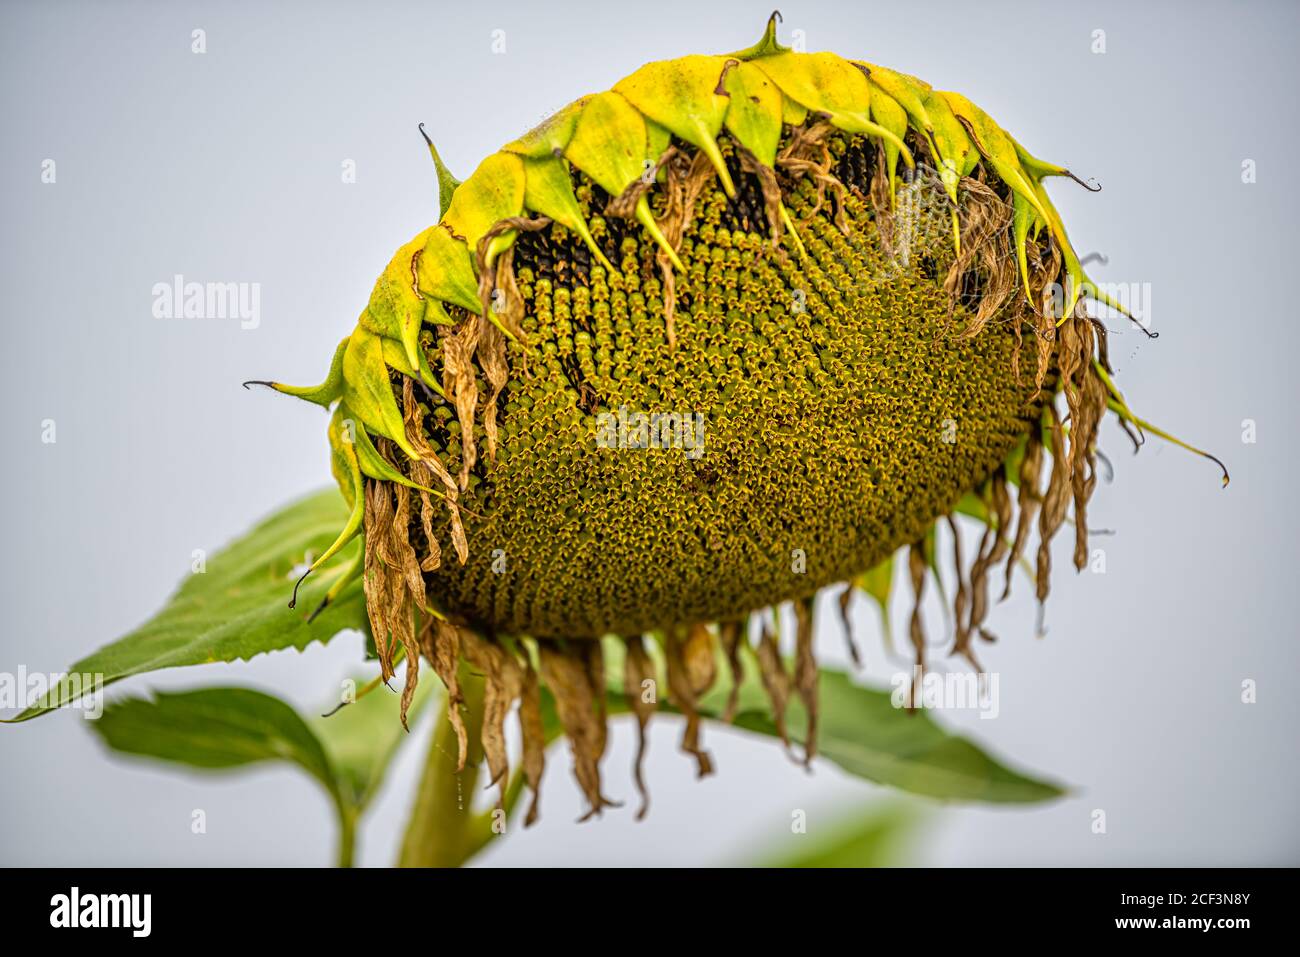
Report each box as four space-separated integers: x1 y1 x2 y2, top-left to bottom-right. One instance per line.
1 0 1296 865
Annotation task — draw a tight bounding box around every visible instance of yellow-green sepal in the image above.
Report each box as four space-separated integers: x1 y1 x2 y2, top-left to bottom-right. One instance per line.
339 328 419 459
728 10 789 60
614 55 737 197
855 62 933 132
854 65 952 248
360 228 436 372
289 406 367 608
722 59 783 167
564 92 681 266
246 335 347 408
357 303 400 349
920 88 976 192
635 194 683 271
1026 179 1087 321
564 90 655 199
1012 191 1035 304
781 96 810 126
423 297 456 326
380 334 445 399
418 226 481 314
1011 137 1067 179
918 90 976 256
939 91 1049 226
646 119 672 170
828 110 914 168
503 96 591 158
752 51 912 165
419 123 462 220
522 154 614 272
1101 389 1229 487
752 51 869 117
443 151 526 267
328 406 364 513
1009 134 1100 193
1080 278 1136 325
340 402 438 495
865 79 908 199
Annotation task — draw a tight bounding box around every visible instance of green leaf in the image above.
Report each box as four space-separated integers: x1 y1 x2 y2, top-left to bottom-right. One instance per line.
4 489 365 723
90 687 338 795
89 677 434 867
729 669 1064 803
754 802 921 867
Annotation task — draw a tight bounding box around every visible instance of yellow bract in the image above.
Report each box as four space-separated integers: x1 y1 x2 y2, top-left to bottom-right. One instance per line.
365 42 1118 346
614 55 737 196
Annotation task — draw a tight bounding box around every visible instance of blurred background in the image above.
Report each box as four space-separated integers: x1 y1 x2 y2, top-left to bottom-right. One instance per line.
1 0 1296 866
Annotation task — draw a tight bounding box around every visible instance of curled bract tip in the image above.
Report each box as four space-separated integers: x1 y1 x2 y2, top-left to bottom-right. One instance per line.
306 593 331 624
288 569 309 609
420 122 462 219
731 9 787 59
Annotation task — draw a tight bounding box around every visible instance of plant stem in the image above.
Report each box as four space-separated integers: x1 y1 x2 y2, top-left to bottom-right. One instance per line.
336 805 357 868
397 665 487 867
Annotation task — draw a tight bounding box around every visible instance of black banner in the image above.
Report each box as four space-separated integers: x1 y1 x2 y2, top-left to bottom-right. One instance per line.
0 867 1284 942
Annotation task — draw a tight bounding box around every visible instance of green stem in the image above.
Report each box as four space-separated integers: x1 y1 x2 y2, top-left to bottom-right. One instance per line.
397 665 487 867
336 804 357 868
461 768 528 862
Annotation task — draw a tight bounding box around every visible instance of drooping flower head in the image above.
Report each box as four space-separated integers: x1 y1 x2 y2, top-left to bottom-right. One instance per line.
248 13 1225 821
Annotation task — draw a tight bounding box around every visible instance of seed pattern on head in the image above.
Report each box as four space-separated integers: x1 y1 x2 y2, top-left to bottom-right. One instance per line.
418 140 1042 640
247 14 1227 824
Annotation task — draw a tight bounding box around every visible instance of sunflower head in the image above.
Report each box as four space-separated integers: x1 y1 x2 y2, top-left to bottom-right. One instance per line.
247 13 1224 821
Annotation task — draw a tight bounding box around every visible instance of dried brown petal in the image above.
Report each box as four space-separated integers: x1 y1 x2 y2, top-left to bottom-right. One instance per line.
663 624 715 777
943 174 1016 337
965 469 1010 656
792 597 819 766
478 317 509 462
537 640 617 820
517 657 546 827
737 146 788 252
622 635 657 820
835 585 864 670
1036 404 1071 607
652 147 716 342
420 617 467 771
777 119 848 233
361 478 399 681
947 515 972 663
441 313 483 491
460 631 523 811
754 619 794 757
718 619 745 723
401 377 467 564
907 540 928 711
1002 431 1044 601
